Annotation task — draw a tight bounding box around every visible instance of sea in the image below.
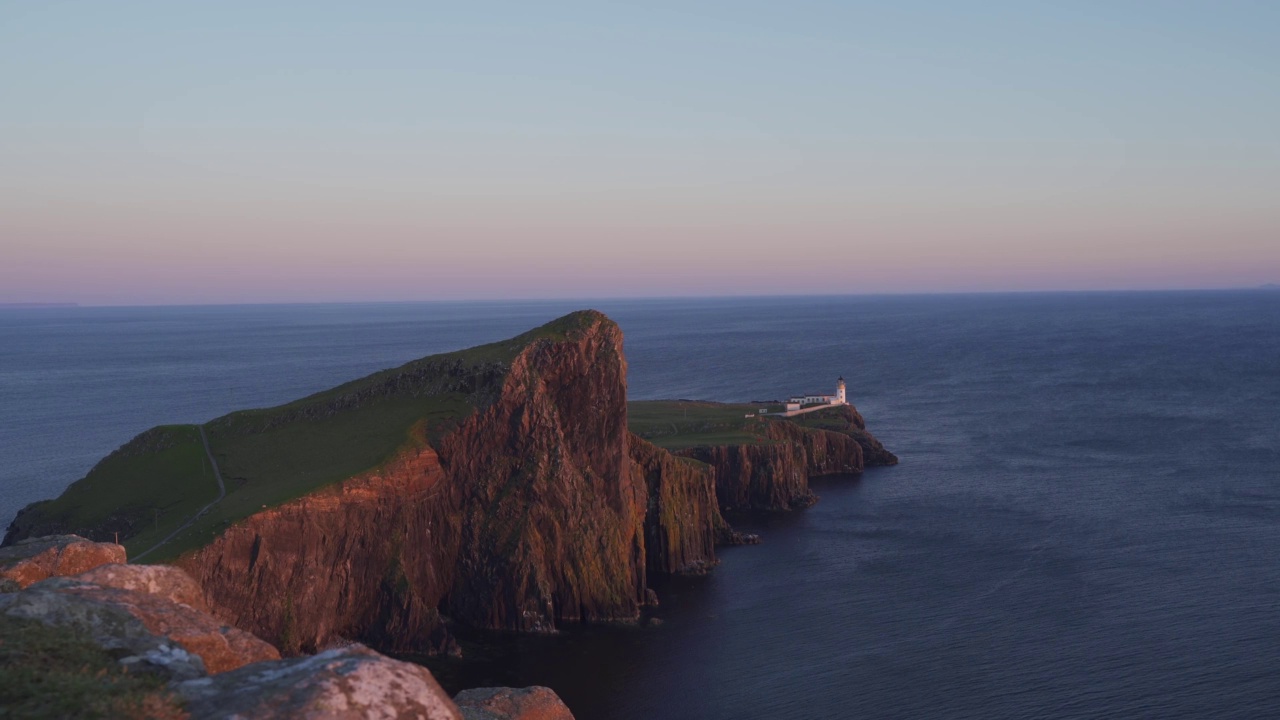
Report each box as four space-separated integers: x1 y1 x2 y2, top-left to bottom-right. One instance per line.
1 292 1278 719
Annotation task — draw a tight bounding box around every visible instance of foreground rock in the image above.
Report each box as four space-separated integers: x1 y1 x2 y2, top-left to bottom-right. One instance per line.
454 686 575 720
0 563 279 678
176 644 462 720
0 534 126 589
2 550 561 719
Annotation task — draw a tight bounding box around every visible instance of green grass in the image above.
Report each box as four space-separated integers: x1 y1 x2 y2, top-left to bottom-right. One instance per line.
154 393 473 560
627 400 783 450
15 425 219 553
141 317 587 561
11 310 609 563
0 614 183 719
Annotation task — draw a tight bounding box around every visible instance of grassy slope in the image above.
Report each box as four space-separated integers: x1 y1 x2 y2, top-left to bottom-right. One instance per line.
627 400 789 450
17 312 601 563
0 614 183 719
15 425 220 554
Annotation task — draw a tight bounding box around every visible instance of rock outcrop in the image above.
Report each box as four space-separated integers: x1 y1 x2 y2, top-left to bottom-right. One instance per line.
0 534 126 589
175 645 463 720
454 686 575 720
676 406 895 511
0 564 279 677
814 404 900 466
677 436 815 511
437 320 645 634
177 444 455 655
0 552 489 719
178 311 648 655
629 433 723 574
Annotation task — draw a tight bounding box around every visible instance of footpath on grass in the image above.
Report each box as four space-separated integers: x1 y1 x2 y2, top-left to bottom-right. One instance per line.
131 426 225 563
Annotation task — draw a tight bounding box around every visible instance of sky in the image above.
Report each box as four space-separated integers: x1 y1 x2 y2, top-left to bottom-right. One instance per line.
2 1 1278 304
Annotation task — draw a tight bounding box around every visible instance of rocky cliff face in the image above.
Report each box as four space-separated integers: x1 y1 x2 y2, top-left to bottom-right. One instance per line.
436 319 646 633
677 405 895 511
177 443 456 655
628 434 722 575
816 404 900 467
677 436 815 511
6 311 897 661
177 311 648 654
766 421 866 477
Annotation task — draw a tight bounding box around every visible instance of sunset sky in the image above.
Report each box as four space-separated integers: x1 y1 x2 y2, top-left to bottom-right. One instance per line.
2 1 1278 304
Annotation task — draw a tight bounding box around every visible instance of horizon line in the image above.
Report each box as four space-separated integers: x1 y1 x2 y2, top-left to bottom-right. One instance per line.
3 285 1278 309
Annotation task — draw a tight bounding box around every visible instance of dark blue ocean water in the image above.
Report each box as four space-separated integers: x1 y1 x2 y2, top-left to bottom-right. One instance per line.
2 292 1278 719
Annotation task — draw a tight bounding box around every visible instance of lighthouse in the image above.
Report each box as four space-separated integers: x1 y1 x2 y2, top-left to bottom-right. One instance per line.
836 376 847 404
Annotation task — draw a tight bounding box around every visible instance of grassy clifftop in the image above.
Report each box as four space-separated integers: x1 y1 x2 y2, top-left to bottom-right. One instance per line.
5 311 608 562
628 400 787 450
628 400 874 452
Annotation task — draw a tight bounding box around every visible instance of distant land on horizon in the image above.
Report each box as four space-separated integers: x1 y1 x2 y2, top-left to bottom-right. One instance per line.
0 302 79 308
3 286 1280 308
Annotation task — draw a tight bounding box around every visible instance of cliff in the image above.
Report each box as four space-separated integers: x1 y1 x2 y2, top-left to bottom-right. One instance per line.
676 434 815 511
174 442 456 655
628 433 723 574
435 318 645 633
5 311 896 658
783 404 900 467
636 402 895 512
175 311 646 652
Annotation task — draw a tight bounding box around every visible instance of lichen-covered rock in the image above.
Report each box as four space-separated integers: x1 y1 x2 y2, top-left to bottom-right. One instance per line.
73 562 210 610
454 686 575 720
175 644 463 720
0 580 209 680
0 534 126 588
0 565 279 676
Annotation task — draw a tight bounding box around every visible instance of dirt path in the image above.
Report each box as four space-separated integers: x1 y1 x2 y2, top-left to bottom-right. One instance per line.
131 425 225 563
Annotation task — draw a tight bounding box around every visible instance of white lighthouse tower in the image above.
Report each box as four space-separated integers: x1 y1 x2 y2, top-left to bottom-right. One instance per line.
836 376 847 405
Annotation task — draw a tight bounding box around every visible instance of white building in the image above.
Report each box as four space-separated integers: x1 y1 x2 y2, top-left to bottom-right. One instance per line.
788 377 848 407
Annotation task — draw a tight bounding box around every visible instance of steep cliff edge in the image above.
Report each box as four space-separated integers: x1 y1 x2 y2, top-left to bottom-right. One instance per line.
631 401 895 511
174 443 456 655
6 312 664 654
178 311 646 652
628 434 723 574
6 312 897 657
676 436 815 511
435 318 645 633
784 404 899 467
